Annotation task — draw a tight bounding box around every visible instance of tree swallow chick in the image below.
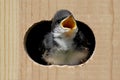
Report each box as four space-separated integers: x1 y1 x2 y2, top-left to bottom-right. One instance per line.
42 10 92 65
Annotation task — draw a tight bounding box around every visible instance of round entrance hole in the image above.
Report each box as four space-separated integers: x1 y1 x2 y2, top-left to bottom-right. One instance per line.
24 20 96 66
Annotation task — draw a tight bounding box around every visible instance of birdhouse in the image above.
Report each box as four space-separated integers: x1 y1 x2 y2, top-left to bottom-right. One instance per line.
0 0 120 80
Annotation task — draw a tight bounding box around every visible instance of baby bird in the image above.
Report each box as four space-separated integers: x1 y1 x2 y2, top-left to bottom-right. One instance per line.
42 10 94 65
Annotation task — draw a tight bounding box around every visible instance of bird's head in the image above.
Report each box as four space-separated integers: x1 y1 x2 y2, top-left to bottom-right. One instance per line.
51 10 78 38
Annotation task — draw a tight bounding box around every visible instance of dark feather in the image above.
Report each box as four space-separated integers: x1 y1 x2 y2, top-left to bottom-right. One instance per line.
74 21 95 60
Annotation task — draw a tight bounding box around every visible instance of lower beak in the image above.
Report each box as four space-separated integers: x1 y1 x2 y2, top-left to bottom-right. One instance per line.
61 15 77 30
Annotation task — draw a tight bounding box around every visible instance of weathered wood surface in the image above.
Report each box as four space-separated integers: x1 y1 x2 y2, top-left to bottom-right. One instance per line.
0 0 120 80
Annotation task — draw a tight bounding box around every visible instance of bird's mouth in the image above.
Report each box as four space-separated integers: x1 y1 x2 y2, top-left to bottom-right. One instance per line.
61 15 77 30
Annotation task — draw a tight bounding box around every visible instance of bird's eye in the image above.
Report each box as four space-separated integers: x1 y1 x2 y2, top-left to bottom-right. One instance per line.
57 20 61 23
57 17 66 23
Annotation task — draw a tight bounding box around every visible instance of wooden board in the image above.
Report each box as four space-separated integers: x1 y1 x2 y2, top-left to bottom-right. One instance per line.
0 0 120 80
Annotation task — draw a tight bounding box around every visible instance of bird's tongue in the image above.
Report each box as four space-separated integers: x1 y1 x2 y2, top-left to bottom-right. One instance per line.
62 15 76 30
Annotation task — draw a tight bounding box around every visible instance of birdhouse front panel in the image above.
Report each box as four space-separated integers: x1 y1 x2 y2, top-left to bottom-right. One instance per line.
0 0 120 80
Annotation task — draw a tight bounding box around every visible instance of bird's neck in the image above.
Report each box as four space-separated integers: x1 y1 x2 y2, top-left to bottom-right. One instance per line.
54 37 73 50
52 26 78 51
53 31 77 51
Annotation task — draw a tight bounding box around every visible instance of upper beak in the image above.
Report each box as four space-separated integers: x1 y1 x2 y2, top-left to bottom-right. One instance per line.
61 15 77 30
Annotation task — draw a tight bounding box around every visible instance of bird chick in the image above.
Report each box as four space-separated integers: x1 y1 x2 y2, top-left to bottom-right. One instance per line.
42 10 89 65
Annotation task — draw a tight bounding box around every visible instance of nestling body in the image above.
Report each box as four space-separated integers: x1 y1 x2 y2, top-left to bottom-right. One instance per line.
42 10 89 65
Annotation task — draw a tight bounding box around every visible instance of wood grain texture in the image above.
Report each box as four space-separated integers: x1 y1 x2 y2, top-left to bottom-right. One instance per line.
112 0 120 80
0 0 19 80
0 0 120 80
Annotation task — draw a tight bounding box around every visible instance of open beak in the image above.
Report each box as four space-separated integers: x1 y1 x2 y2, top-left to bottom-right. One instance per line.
61 15 77 30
